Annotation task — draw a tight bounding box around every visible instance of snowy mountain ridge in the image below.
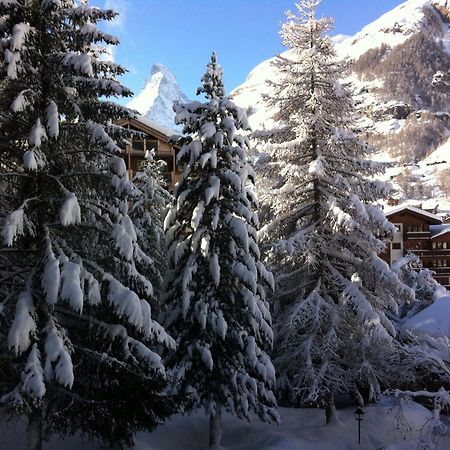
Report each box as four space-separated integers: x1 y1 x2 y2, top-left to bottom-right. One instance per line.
127 63 189 132
334 0 448 59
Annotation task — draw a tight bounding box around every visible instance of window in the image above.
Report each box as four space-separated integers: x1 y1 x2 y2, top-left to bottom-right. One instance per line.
443 260 448 267
392 243 402 250
444 242 448 249
394 224 402 232
432 260 438 267
438 260 443 267
132 139 145 151
432 242 437 249
407 224 426 232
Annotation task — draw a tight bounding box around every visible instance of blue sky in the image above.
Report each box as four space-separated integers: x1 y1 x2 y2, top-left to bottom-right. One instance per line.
93 0 405 99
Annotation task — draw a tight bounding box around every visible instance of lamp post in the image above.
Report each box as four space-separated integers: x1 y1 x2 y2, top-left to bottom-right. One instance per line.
354 407 365 444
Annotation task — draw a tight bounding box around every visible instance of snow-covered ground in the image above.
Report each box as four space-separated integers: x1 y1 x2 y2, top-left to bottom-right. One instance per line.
2 398 449 449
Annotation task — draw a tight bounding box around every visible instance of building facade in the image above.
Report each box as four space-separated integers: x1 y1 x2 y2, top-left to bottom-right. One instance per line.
116 116 181 187
381 205 450 289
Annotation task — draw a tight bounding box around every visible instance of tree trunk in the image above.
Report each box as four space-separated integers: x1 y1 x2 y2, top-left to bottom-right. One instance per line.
209 403 222 450
27 408 42 450
325 390 338 424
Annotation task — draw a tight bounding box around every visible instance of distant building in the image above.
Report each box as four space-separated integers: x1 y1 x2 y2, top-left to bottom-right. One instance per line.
116 116 182 187
381 205 450 289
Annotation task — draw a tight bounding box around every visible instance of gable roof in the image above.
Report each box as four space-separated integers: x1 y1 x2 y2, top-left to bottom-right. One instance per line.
385 204 442 224
116 115 177 143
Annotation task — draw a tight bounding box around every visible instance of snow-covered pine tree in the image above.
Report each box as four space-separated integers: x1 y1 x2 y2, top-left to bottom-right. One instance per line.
131 152 172 305
258 0 413 422
164 53 278 449
0 1 177 447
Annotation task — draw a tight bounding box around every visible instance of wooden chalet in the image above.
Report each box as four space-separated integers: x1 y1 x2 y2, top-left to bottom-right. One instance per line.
381 205 450 289
116 116 182 188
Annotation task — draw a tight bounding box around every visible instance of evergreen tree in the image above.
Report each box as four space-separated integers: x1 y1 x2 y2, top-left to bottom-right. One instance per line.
131 152 172 305
0 1 177 447
259 0 412 422
164 53 278 449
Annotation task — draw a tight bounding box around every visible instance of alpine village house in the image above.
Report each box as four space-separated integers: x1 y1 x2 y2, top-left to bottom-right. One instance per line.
381 205 450 289
116 115 181 188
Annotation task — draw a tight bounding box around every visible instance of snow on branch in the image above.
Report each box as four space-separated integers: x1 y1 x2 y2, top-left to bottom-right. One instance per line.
23 149 46 171
46 100 59 138
11 89 33 112
60 53 93 77
21 344 46 399
390 388 450 449
2 208 24 246
44 320 74 388
60 258 84 313
59 192 81 226
8 287 36 355
85 120 121 153
42 240 60 305
10 22 30 52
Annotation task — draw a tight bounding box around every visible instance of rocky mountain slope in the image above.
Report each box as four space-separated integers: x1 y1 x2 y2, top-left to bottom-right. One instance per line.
127 63 189 132
231 0 450 207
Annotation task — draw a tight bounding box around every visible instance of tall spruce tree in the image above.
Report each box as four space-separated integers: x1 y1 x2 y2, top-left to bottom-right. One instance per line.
0 1 176 448
259 0 412 422
163 53 278 449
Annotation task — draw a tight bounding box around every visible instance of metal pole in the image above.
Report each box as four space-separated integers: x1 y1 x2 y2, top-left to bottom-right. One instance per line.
358 417 361 444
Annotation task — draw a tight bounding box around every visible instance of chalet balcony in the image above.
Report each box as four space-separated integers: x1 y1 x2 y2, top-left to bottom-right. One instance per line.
406 231 431 239
430 266 450 273
127 139 159 155
410 249 450 257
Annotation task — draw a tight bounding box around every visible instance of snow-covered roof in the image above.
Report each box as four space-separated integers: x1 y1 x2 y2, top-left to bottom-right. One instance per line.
133 114 177 140
385 204 443 223
430 224 450 239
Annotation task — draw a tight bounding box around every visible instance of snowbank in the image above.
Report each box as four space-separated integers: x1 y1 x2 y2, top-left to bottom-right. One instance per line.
402 295 450 339
2 398 449 449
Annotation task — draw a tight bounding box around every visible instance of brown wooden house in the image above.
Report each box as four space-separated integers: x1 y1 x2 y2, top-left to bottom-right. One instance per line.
381 205 450 289
116 116 182 188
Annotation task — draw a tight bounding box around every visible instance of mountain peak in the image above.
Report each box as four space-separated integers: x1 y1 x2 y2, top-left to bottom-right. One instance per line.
127 64 189 132
150 63 173 77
